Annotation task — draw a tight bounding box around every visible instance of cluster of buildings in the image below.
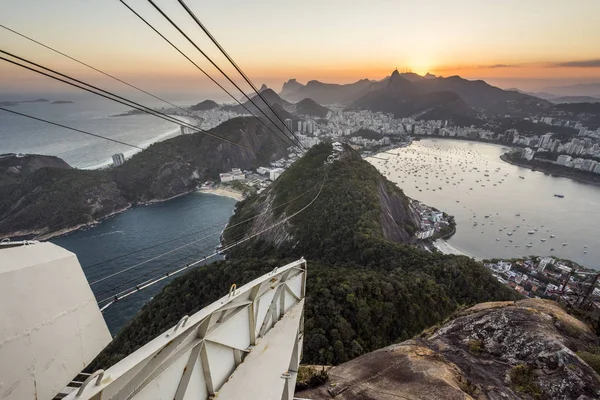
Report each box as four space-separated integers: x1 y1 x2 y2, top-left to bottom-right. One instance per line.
413 201 452 240
406 118 500 140
349 135 391 148
219 168 246 182
516 139 600 174
322 109 407 137
257 166 285 181
184 108 240 131
484 256 600 299
285 118 318 135
514 133 600 158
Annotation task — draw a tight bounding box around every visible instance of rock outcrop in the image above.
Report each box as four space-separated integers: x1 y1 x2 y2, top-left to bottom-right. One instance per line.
298 299 600 399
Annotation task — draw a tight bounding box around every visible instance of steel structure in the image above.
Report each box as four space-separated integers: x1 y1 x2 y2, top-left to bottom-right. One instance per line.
68 258 307 400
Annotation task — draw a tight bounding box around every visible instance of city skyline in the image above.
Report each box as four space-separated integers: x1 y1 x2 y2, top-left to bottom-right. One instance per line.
2 0 600 96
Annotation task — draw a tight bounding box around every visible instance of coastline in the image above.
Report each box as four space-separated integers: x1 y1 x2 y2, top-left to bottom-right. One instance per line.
5 204 134 241
198 186 244 201
499 154 600 188
81 115 195 170
2 188 207 242
433 239 471 257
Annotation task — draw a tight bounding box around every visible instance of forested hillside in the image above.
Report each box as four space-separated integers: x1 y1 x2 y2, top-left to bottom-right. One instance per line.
91 143 518 370
0 117 288 238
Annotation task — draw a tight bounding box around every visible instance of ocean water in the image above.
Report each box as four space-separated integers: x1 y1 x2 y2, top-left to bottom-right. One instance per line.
0 95 191 169
0 94 241 335
369 139 600 269
51 192 237 335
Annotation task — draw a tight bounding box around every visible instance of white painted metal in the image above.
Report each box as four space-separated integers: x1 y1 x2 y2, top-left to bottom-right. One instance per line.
0 242 111 400
67 258 307 400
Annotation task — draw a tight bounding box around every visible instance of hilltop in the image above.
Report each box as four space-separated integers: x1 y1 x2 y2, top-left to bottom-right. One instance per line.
91 143 518 370
223 143 422 262
189 99 218 111
293 98 330 117
0 117 289 239
224 88 329 119
281 78 374 104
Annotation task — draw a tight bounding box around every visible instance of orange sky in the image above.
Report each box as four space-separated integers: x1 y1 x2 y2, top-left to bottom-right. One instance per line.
2 0 600 97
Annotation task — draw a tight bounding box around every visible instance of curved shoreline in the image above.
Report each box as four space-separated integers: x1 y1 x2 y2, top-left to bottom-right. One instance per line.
198 186 244 201
499 154 600 188
2 189 201 242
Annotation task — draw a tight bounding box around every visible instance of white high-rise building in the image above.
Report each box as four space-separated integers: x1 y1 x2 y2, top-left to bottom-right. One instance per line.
112 153 125 166
297 121 302 132
284 118 293 133
269 167 285 181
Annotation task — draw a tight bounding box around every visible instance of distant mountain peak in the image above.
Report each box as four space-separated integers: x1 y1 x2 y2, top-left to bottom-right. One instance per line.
259 84 268 92
189 99 218 111
424 73 437 79
387 70 414 93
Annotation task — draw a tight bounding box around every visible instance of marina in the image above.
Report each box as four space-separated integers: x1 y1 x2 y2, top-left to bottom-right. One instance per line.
368 139 600 268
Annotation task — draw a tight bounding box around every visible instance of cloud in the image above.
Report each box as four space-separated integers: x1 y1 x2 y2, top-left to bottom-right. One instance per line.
487 64 516 68
551 59 600 68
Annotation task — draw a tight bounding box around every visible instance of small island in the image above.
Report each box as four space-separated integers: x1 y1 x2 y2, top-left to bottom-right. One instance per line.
22 99 49 103
52 100 74 104
111 109 146 117
0 98 50 107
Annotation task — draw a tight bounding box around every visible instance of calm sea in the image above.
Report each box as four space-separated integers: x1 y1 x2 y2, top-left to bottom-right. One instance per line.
51 192 237 335
0 94 192 168
369 139 600 269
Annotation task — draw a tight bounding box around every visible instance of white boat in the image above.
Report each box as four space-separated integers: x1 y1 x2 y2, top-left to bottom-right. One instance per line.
562 243 568 246
541 239 546 242
528 231 535 235
526 244 533 248
550 235 555 238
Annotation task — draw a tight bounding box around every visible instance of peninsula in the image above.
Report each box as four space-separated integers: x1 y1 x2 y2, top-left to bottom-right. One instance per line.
0 117 289 239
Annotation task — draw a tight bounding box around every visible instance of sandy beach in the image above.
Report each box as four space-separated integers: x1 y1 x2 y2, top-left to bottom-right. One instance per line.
433 239 469 257
199 186 244 201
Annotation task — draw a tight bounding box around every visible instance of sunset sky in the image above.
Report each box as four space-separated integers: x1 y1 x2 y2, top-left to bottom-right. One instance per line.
2 0 600 99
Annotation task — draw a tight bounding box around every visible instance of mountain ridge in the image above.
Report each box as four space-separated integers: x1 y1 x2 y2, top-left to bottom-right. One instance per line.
280 72 551 117
0 117 289 239
349 71 478 124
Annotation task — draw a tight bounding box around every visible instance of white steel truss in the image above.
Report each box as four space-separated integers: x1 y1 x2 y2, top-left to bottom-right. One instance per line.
68 258 307 400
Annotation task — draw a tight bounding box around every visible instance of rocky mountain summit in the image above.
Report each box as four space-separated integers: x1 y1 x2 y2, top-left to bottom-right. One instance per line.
298 299 600 399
